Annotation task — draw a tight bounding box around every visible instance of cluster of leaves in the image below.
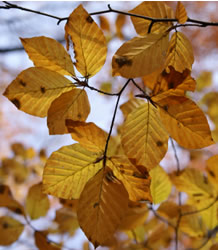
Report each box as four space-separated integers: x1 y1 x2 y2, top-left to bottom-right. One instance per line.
2 1 218 249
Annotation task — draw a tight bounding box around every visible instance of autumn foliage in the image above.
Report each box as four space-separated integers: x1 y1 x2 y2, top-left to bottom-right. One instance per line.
1 1 218 250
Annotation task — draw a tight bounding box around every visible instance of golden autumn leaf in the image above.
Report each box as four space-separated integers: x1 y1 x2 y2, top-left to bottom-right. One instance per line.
157 96 214 149
0 185 25 215
121 102 169 170
47 89 90 135
66 120 107 152
112 32 169 78
65 4 107 77
26 183 50 220
129 1 175 35
99 16 110 32
34 231 60 250
206 155 218 192
150 166 172 204
77 168 129 248
115 14 126 39
109 156 152 202
0 216 24 246
165 32 194 73
175 2 188 24
120 98 145 120
196 71 212 91
20 36 75 76
42 144 104 199
3 67 73 117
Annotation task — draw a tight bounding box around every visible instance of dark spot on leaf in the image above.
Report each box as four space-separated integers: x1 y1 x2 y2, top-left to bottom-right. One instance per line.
2 222 8 229
208 170 215 177
156 141 163 147
86 15 93 23
120 164 124 168
203 175 208 184
105 171 116 182
93 202 99 208
120 169 125 174
19 80 26 87
163 105 168 111
168 82 174 89
196 199 200 203
133 171 146 179
11 98 21 109
77 113 82 119
15 208 23 214
115 56 132 68
40 86 46 94
0 185 5 194
192 193 203 197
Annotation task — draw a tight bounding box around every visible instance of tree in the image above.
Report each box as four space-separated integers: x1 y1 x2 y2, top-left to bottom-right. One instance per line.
0 1 218 250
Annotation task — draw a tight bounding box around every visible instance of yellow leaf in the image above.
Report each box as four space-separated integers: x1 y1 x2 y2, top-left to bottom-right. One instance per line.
0 216 24 246
0 185 24 215
66 121 107 152
47 89 90 135
196 71 212 92
157 96 214 149
20 36 75 76
115 14 126 39
42 144 104 199
121 102 169 170
3 67 73 117
34 231 60 250
65 5 107 77
112 32 169 78
165 32 194 73
206 155 218 192
26 183 50 220
77 168 129 248
119 201 148 230
109 156 152 202
99 16 110 32
129 2 175 35
150 166 172 204
120 98 145 120
175 2 188 24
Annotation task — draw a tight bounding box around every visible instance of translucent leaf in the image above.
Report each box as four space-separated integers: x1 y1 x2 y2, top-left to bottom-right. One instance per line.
66 121 107 152
129 2 175 35
77 168 129 248
175 2 188 24
120 98 145 120
109 156 152 202
65 4 107 77
3 67 73 117
121 103 169 170
20 36 75 76
196 71 212 92
115 14 126 39
150 166 172 204
157 96 214 148
34 231 60 250
0 216 24 246
165 32 194 73
99 16 110 32
0 185 24 215
42 144 104 199
26 183 50 220
206 155 218 192
112 32 169 78
47 89 90 135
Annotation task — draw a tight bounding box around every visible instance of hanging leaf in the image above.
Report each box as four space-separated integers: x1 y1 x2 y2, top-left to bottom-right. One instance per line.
34 231 60 250
157 96 214 149
47 89 90 135
120 98 145 120
66 121 107 152
112 32 169 78
3 67 73 117
20 36 75 76
65 4 107 77
175 2 188 24
165 32 194 73
77 168 129 248
26 183 50 220
121 103 169 170
129 1 175 35
99 16 110 32
0 216 24 246
109 156 152 202
42 144 104 199
206 155 218 192
150 166 172 204
115 14 126 39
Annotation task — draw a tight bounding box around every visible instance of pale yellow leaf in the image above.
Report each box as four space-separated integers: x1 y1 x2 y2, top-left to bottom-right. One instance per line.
65 5 107 77
175 2 188 24
47 89 90 135
129 1 175 35
0 216 24 246
21 36 75 76
66 121 107 152
77 168 129 248
3 67 73 117
112 32 169 78
158 96 214 149
42 144 103 199
121 102 169 170
109 156 152 202
120 98 145 120
150 166 172 204
196 71 212 92
26 183 50 220
165 32 194 73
